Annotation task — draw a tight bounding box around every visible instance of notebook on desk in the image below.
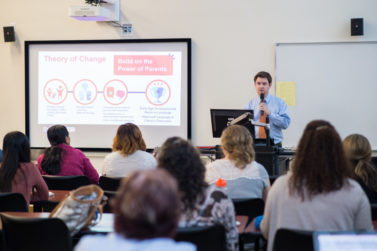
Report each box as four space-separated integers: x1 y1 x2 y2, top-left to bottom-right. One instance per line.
313 231 377 251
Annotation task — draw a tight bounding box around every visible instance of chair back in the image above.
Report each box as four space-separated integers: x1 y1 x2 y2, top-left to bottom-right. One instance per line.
43 175 91 190
371 203 377 221
371 156 377 167
99 176 122 191
232 198 265 251
103 190 118 213
175 225 227 251
232 198 264 223
0 193 28 212
273 228 314 251
269 175 279 185
0 213 72 251
33 200 59 212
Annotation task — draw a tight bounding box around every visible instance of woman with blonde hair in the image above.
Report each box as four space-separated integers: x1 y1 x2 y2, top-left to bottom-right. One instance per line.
206 125 270 200
101 123 156 177
343 134 377 203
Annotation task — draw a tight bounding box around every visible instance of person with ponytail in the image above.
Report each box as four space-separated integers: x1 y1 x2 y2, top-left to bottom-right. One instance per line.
343 134 377 203
0 131 48 205
37 125 99 184
206 125 270 200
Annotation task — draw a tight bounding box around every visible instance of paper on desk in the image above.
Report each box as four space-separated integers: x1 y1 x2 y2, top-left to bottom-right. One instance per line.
276 81 295 106
90 213 114 232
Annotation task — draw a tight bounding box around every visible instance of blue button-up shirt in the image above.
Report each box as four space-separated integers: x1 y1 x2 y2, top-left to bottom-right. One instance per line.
243 94 290 144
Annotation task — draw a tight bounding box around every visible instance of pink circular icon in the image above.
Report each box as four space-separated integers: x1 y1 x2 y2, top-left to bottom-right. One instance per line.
103 79 128 105
145 80 171 106
43 79 68 105
72 79 98 105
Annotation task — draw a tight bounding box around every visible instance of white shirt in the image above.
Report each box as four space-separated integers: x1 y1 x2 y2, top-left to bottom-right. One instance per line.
101 150 157 177
75 233 196 251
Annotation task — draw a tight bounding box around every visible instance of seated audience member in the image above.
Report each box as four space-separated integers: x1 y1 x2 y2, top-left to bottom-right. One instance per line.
37 125 99 184
343 134 377 203
75 169 195 251
101 123 156 177
0 131 48 205
206 125 270 200
260 120 373 251
157 137 238 251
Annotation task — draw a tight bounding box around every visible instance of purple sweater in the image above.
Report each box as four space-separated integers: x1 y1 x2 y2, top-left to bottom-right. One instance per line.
11 162 49 205
37 144 99 184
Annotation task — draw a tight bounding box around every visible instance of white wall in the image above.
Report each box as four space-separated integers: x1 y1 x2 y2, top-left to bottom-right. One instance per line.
1 0 377 168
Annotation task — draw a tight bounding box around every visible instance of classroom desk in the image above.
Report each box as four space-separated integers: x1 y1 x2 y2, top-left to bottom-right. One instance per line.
48 190 70 202
0 212 250 234
0 212 113 232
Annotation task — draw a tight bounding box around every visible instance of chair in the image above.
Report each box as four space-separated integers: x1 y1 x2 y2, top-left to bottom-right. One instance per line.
99 176 123 191
272 228 314 251
42 175 91 190
103 190 118 213
232 198 265 251
0 213 72 251
370 203 377 221
233 198 264 226
33 200 59 212
372 156 377 168
0 192 28 212
269 175 279 185
175 225 227 251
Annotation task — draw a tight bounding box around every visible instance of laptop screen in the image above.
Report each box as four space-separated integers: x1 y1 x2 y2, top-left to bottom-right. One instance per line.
314 231 377 251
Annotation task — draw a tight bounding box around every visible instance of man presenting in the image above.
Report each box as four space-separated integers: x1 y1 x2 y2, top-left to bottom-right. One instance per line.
243 71 290 146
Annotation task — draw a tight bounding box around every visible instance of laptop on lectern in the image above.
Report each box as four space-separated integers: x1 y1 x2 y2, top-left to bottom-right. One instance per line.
210 109 254 139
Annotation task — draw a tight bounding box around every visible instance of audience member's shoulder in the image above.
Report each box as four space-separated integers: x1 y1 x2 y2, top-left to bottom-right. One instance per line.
104 151 121 159
347 178 366 193
206 159 230 168
74 234 109 250
271 174 289 187
20 162 38 171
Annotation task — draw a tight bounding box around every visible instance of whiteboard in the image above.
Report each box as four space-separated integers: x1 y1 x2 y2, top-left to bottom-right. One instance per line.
275 42 377 149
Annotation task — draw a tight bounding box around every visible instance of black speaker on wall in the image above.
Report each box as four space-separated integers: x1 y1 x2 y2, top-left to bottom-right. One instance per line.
3 26 15 42
351 18 363 36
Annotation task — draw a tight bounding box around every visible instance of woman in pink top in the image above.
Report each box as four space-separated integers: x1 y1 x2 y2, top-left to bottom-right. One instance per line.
0 131 48 205
37 125 99 184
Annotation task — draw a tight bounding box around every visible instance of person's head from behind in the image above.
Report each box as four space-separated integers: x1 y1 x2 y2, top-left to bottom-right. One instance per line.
112 169 180 240
113 123 146 156
221 125 255 169
290 120 351 200
47 125 69 146
41 125 69 175
343 134 377 191
157 137 207 211
254 71 272 96
343 134 372 166
0 131 30 192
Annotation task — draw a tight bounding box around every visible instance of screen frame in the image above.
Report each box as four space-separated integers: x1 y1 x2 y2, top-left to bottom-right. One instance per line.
25 38 191 151
210 109 254 138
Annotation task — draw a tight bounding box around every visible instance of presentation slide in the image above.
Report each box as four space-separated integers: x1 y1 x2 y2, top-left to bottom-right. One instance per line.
26 39 190 149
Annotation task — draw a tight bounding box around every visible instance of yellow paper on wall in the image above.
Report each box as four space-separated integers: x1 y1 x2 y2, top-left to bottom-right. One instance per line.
276 81 295 106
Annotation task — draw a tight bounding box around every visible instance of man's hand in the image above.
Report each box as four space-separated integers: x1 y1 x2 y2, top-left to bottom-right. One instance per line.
259 103 271 116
